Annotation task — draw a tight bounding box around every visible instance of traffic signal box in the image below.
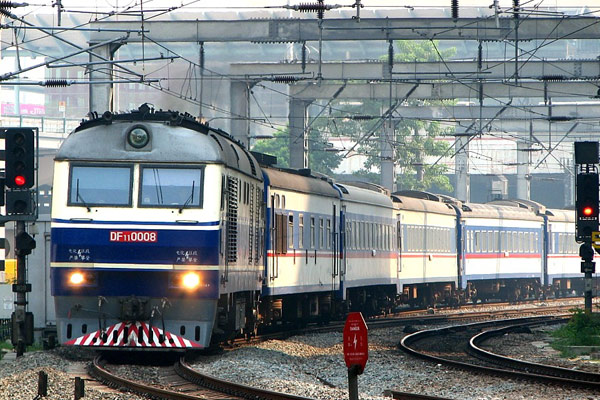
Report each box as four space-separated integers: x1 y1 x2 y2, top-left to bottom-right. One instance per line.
3 128 35 216
576 172 599 242
5 129 34 189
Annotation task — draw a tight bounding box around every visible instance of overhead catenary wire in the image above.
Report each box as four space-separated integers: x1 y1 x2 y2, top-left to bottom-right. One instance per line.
2 1 596 170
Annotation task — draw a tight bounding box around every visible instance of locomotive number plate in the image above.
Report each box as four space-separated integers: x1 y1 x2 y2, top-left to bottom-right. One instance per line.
109 231 158 243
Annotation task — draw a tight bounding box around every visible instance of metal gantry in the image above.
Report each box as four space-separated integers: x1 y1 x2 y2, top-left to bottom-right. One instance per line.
2 7 599 198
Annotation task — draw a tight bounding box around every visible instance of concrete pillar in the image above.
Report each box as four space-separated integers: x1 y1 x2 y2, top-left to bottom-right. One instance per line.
516 140 530 200
455 136 470 202
289 98 310 169
564 157 574 207
230 81 250 148
380 119 395 191
88 43 120 113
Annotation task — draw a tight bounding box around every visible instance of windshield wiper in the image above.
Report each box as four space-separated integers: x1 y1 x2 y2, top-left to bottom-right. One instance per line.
76 179 91 212
178 181 195 214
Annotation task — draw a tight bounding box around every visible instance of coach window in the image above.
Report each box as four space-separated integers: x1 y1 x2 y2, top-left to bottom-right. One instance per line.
319 218 324 249
517 232 523 253
310 217 316 249
288 215 294 249
384 225 388 250
493 231 498 253
139 166 203 208
69 165 132 206
299 215 304 249
326 218 332 249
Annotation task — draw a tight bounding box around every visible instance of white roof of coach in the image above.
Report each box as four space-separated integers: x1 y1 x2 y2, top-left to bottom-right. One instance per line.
262 167 340 198
460 202 542 221
392 195 457 216
336 182 394 209
545 208 575 223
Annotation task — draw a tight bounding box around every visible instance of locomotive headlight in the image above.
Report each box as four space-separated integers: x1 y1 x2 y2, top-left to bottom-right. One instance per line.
127 127 150 149
182 272 201 290
69 272 85 285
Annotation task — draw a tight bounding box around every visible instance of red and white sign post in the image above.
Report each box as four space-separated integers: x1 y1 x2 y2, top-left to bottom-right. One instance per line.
343 312 368 400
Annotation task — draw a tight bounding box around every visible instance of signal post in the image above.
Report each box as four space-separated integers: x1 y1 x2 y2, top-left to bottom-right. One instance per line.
0 128 38 356
575 141 599 314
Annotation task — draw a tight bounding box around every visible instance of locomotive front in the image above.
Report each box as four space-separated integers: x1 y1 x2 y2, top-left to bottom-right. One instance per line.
50 109 230 349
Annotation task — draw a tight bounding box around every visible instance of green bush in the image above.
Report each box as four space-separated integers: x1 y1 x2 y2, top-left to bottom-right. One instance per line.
551 308 600 356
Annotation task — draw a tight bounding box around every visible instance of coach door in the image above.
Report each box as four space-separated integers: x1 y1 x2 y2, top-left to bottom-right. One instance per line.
331 204 339 291
396 216 402 278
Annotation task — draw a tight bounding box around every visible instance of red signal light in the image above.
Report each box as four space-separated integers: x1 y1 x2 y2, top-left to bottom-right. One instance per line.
14 175 26 187
583 206 595 216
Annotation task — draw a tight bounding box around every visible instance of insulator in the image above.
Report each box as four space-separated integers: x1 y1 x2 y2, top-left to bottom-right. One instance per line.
43 79 68 87
388 41 394 69
540 75 566 81
271 75 299 83
297 2 327 19
0 2 20 8
451 0 458 19
547 116 571 122
0 7 10 16
513 0 519 18
199 42 205 71
351 115 373 120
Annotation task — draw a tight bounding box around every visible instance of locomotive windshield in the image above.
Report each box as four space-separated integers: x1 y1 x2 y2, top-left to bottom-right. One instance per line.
69 165 132 206
139 166 203 208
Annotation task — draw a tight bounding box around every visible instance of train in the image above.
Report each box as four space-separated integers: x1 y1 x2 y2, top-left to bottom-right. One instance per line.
50 104 584 350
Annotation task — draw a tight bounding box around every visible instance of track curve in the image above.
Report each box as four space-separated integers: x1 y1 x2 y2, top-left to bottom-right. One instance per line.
400 315 600 389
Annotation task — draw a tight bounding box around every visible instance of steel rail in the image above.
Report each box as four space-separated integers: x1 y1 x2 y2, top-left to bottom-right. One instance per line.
399 315 600 389
469 321 600 383
91 355 317 400
176 357 317 400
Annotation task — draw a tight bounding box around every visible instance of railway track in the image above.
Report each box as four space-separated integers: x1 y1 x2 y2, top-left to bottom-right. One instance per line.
86 301 590 399
399 314 600 389
234 298 585 348
90 355 317 400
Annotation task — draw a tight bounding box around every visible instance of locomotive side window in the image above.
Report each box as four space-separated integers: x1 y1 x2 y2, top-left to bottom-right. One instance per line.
140 167 203 208
69 165 132 206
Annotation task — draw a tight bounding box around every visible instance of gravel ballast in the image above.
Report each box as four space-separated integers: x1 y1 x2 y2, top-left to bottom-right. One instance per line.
1 305 599 399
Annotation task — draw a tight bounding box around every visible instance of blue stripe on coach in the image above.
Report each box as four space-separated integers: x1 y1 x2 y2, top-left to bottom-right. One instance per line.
51 227 219 265
50 268 220 298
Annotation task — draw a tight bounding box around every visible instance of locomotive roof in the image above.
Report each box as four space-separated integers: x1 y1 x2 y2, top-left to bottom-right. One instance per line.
55 105 262 180
262 167 340 198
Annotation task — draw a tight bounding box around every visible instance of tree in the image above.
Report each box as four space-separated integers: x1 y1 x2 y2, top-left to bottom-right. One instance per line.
251 127 343 176
352 40 456 192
